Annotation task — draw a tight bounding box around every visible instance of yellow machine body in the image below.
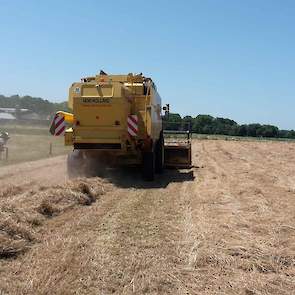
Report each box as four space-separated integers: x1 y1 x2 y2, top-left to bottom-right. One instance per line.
64 73 162 165
52 72 192 180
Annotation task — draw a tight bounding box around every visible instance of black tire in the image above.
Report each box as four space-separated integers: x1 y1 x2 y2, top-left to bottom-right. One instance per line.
142 151 155 181
155 131 164 173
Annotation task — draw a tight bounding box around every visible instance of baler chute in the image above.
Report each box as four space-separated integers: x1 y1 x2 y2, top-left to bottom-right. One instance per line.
163 130 192 169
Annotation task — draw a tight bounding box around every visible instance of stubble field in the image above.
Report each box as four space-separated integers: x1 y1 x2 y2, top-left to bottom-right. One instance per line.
0 139 294 294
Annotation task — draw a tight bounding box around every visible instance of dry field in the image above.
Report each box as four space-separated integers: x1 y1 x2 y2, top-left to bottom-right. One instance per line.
0 139 294 294
0 132 71 166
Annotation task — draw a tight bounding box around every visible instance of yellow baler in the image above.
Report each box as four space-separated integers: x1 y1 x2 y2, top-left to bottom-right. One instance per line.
52 71 191 180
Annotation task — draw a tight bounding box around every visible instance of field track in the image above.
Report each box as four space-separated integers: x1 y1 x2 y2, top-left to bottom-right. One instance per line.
0 140 294 294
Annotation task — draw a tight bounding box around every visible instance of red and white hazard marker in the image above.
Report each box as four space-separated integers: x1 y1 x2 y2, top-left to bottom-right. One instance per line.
54 114 66 136
127 115 138 137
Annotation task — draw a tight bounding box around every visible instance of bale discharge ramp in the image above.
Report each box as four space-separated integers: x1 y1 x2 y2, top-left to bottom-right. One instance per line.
164 130 192 168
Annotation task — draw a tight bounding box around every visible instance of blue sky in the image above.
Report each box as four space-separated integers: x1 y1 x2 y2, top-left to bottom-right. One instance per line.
0 0 294 129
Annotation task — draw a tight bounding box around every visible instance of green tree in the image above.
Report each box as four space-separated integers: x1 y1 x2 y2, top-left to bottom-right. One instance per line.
256 125 279 138
247 124 261 137
193 115 214 134
237 125 248 136
182 115 193 131
164 113 183 130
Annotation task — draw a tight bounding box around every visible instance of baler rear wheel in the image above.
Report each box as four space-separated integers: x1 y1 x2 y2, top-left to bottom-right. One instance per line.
155 131 164 173
142 151 155 181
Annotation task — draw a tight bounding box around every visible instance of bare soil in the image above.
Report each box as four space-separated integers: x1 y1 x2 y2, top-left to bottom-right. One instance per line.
0 140 294 294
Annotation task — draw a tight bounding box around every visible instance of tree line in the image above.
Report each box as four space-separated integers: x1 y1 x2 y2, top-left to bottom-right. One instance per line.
164 114 295 139
0 95 294 139
0 95 69 119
